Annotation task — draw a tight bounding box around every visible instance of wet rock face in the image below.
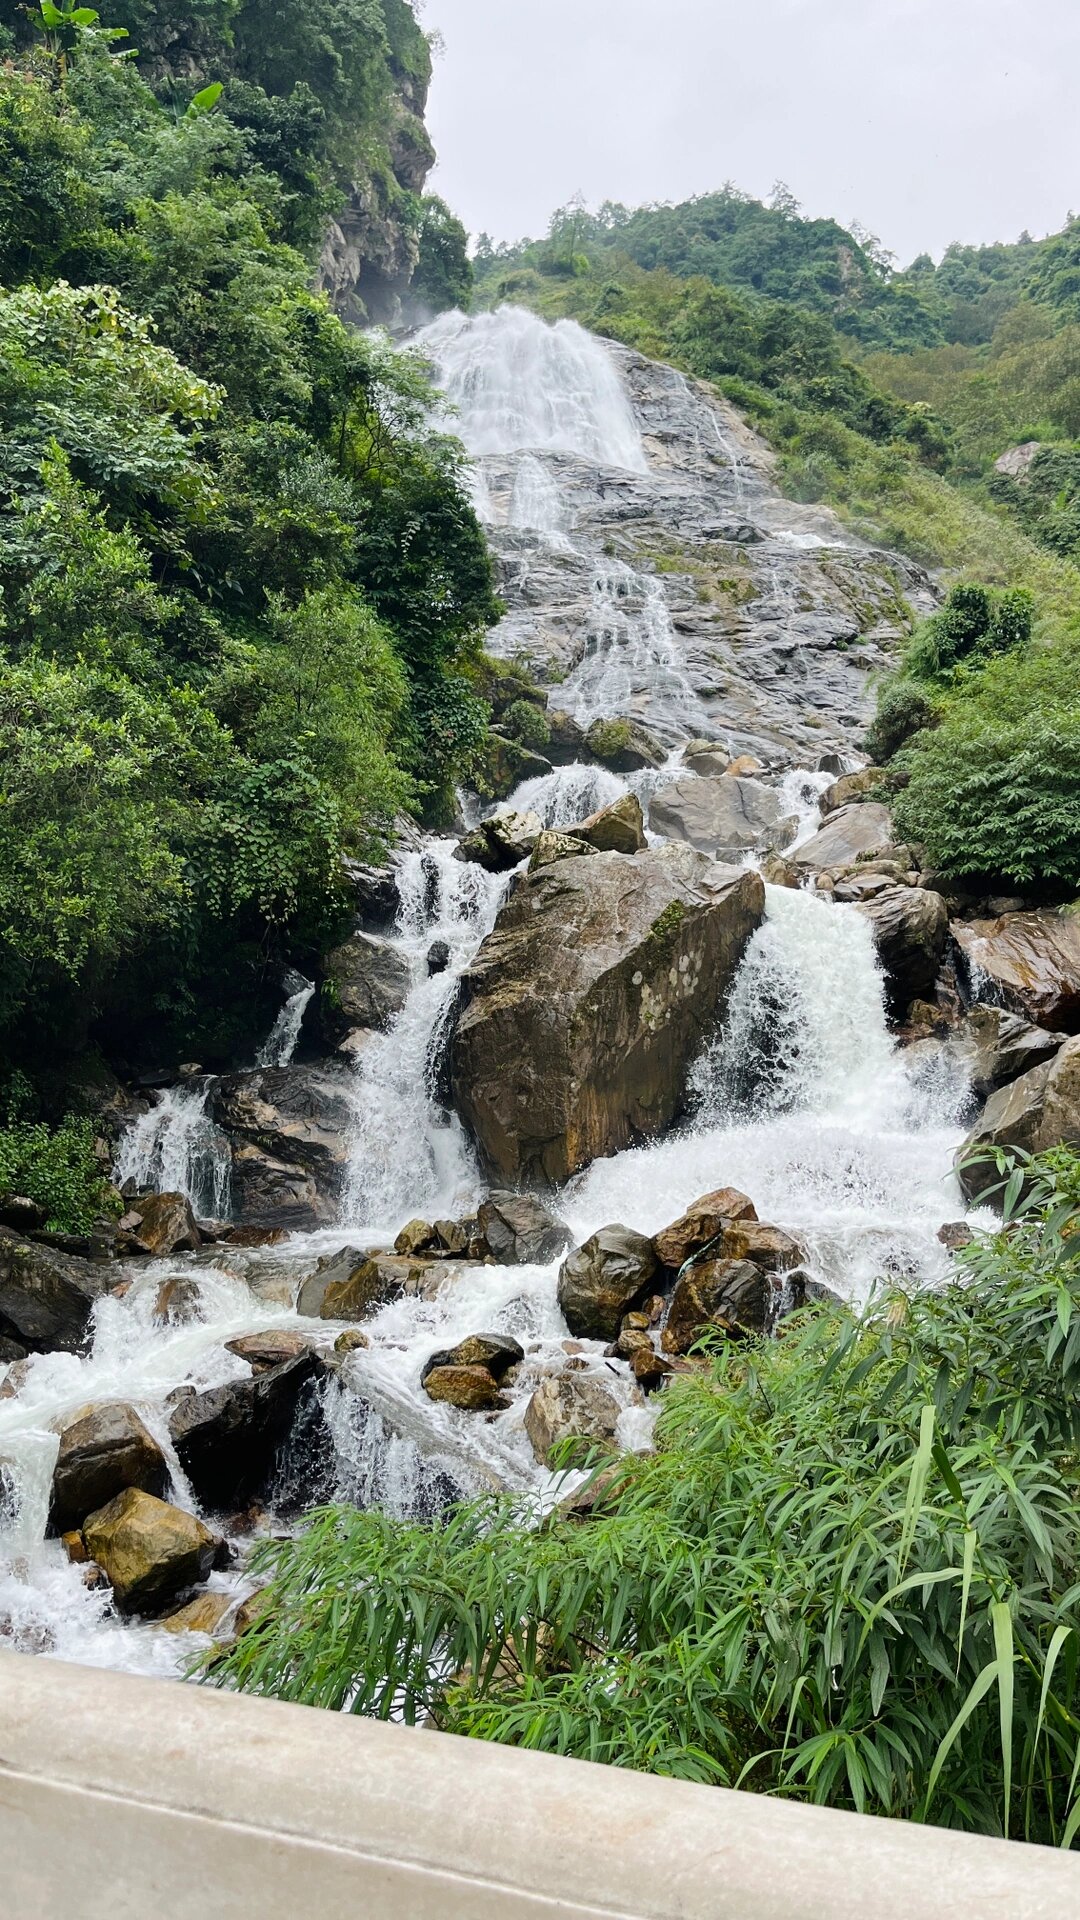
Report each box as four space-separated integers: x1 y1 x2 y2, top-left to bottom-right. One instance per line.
856 885 949 1014
320 930 411 1040
651 1188 758 1270
649 774 796 862
127 1191 201 1257
476 1194 572 1265
455 808 542 873
469 341 936 764
452 847 765 1184
168 1349 320 1512
0 1230 118 1355
965 1004 1064 1097
50 1404 167 1535
794 802 895 875
661 1258 771 1352
214 1065 355 1230
574 793 646 856
958 1035 1080 1203
952 912 1080 1033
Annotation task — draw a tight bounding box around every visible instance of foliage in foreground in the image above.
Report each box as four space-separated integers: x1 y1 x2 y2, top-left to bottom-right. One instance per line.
211 1155 1080 1847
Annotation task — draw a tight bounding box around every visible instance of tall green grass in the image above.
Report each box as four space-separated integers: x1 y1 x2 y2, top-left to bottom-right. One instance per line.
210 1152 1080 1847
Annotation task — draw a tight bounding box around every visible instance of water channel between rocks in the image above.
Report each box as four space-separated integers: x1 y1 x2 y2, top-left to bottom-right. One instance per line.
0 307 974 1678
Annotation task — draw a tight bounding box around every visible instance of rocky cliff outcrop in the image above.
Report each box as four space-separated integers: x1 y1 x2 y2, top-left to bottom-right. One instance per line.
451 846 765 1183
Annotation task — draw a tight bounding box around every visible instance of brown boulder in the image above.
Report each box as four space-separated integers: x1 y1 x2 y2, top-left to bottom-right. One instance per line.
421 1333 524 1385
132 1192 201 1257
422 1364 507 1411
952 911 1080 1033
152 1275 204 1327
652 1188 758 1271
224 1330 315 1373
394 1217 438 1256
662 1258 770 1354
452 846 765 1184
958 1035 1080 1203
158 1590 235 1637
299 1250 438 1321
50 1403 167 1534
557 1227 659 1341
82 1488 215 1614
523 1373 623 1465
821 768 881 813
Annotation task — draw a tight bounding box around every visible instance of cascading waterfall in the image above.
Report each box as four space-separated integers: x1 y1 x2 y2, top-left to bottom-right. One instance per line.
568 884 970 1303
255 970 315 1068
114 1082 231 1221
3 307 975 1683
341 842 509 1227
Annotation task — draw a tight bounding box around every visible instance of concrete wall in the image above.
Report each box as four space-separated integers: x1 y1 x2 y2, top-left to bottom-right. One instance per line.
1 1650 1077 1918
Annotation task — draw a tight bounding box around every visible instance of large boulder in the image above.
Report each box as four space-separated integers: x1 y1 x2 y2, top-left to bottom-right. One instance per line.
558 1227 659 1342
0 1230 117 1356
529 829 597 871
82 1488 215 1614
952 912 1080 1033
476 1193 571 1265
523 1372 623 1465
421 1333 524 1383
585 717 664 773
128 1192 201 1257
793 802 894 875
451 847 765 1183
455 809 542 873
423 1364 507 1411
965 1004 1064 1098
821 768 880 814
652 1188 758 1271
214 1065 355 1228
297 1248 446 1319
545 710 588 764
573 793 646 856
958 1036 1080 1203
662 1258 771 1353
856 885 949 1013
50 1403 167 1535
482 731 553 799
168 1349 319 1510
649 774 795 862
320 930 411 1038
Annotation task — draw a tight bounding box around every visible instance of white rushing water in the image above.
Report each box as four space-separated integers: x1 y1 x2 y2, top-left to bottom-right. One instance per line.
2 309 974 1682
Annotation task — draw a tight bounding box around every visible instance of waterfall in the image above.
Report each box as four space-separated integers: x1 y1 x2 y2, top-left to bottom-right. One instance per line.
341 842 509 1228
255 971 315 1068
567 884 970 1304
114 1082 232 1220
558 563 710 743
419 306 647 471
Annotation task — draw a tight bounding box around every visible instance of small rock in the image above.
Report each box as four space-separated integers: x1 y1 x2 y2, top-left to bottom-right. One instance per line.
152 1275 204 1327
938 1222 975 1253
0 1197 47 1233
630 1346 675 1393
585 716 664 772
394 1218 438 1256
426 940 451 975
224 1330 314 1373
573 793 646 856
529 829 598 871
321 930 411 1038
334 1328 370 1354
131 1192 202 1258
61 1530 87 1563
82 1488 215 1615
820 768 881 814
455 808 543 873
433 1219 469 1255
421 1333 524 1384
158 1591 235 1637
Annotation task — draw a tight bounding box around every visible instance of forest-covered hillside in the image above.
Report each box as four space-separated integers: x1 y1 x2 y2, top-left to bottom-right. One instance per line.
0 1 496 1085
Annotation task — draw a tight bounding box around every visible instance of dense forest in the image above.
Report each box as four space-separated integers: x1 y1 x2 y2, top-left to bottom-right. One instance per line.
0 0 496 1095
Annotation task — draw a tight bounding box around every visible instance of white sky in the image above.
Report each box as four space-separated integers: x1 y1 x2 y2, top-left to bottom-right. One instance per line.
421 0 1080 265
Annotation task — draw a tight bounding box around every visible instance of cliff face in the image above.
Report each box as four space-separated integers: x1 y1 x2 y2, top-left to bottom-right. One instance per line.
108 0 435 327
317 49 436 328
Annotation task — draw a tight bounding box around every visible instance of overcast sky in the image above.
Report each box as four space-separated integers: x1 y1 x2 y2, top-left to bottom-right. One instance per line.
422 0 1079 265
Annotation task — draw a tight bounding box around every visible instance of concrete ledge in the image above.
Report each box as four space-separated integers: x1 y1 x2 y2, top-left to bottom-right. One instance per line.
1 1651 1077 1917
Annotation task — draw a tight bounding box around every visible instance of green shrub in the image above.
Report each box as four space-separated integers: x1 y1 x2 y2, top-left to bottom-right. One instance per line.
208 1150 1080 1845
864 678 937 761
503 698 551 751
0 1113 117 1233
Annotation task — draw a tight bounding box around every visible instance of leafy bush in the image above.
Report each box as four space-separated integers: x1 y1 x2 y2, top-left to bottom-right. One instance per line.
864 679 937 762
209 1151 1080 1845
502 697 551 751
0 1113 116 1233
